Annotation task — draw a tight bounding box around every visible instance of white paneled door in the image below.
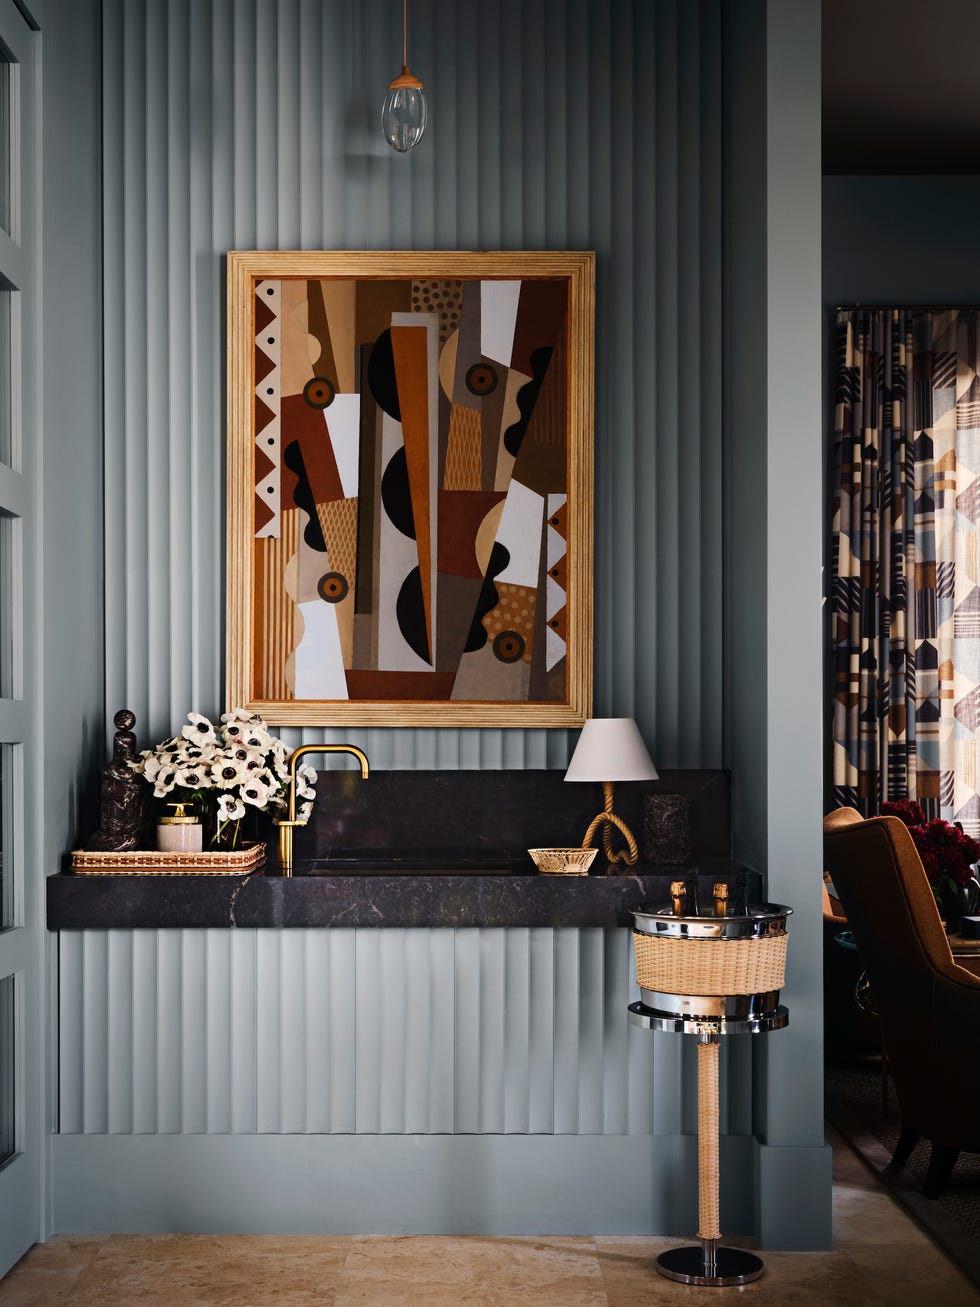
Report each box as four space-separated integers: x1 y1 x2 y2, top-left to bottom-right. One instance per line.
0 0 39 1278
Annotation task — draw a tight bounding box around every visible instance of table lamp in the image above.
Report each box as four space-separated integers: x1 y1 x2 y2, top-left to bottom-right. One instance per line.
564 717 658 866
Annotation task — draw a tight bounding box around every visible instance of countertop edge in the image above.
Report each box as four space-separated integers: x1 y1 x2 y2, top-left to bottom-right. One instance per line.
46 864 757 930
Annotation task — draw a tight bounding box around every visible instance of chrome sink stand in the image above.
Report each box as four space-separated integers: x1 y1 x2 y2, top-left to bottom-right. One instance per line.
628 1002 788 1287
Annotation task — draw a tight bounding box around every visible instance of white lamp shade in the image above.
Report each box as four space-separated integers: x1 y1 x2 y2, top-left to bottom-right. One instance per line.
563 717 659 783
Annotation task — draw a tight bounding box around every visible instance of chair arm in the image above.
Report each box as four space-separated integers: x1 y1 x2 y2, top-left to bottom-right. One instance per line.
952 956 980 981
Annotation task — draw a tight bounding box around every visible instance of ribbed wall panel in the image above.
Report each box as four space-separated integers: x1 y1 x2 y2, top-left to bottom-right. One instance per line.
58 927 746 1138
101 0 726 770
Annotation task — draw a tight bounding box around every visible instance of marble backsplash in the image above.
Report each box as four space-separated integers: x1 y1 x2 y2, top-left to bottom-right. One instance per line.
296 769 730 867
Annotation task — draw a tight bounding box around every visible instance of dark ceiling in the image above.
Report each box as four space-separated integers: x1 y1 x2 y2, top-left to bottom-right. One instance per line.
823 0 980 173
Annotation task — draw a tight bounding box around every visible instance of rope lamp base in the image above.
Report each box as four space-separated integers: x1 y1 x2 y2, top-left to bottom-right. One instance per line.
581 781 639 865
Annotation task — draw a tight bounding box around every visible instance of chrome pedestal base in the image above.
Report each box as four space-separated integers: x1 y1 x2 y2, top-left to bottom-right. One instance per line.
628 1000 788 1037
656 1243 765 1287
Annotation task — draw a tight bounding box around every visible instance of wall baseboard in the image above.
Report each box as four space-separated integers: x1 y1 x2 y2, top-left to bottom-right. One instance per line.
53 1133 762 1238
754 1139 834 1250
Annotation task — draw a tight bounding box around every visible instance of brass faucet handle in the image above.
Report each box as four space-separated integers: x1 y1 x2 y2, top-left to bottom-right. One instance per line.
713 882 729 917
669 879 687 916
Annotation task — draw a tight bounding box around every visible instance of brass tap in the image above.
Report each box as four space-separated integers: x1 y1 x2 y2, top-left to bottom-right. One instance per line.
276 744 370 874
670 880 687 917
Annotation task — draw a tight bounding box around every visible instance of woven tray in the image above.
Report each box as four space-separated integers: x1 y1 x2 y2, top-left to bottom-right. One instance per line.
70 842 266 876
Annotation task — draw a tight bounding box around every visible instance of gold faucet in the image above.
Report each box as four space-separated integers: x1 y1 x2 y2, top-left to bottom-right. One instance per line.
276 744 370 874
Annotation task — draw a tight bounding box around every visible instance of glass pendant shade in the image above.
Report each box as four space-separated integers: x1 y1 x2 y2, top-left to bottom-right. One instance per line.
382 70 426 153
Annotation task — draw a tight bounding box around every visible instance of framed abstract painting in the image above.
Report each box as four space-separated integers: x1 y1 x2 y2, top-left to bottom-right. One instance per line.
226 250 594 727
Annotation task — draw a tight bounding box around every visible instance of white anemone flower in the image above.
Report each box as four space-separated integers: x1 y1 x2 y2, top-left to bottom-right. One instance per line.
240 773 275 808
221 707 255 725
295 763 318 802
210 758 247 790
182 743 216 764
222 720 247 743
181 712 217 747
216 793 245 822
242 727 271 751
230 744 265 771
152 766 180 798
141 753 164 781
297 799 314 822
175 767 211 791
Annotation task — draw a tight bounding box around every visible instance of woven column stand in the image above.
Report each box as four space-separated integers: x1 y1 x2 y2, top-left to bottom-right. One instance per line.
697 1037 721 1245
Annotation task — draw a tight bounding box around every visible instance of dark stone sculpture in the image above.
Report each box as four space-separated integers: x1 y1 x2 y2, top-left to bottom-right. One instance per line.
87 709 148 852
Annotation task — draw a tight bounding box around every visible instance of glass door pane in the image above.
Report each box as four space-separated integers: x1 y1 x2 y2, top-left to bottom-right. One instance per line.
0 51 12 239
0 515 11 697
0 974 13 1168
0 284 12 467
0 746 7 930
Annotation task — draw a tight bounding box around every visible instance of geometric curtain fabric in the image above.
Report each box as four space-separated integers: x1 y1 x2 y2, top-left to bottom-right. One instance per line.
832 308 980 834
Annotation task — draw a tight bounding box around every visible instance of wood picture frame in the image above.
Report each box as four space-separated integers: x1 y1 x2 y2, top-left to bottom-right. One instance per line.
226 250 594 727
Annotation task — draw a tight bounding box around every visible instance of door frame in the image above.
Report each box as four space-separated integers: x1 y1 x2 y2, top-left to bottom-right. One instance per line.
0 0 42 1276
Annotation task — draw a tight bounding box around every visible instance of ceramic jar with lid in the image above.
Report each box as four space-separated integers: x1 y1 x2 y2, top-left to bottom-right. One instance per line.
157 802 203 853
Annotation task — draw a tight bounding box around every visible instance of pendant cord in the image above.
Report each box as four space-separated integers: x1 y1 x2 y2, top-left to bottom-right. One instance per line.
403 0 408 68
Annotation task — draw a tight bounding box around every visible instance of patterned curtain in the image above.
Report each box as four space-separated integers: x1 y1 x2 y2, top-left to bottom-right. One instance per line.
832 308 980 833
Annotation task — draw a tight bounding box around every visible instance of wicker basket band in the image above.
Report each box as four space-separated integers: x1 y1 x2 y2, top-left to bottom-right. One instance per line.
632 931 788 996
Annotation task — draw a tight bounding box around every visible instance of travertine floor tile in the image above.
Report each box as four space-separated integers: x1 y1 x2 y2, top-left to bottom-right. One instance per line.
335 1235 605 1306
2 1236 106 1273
832 1182 933 1248
65 1234 349 1307
0 1267 88 1306
828 1124 881 1190
595 1237 873 1305
845 1237 979 1306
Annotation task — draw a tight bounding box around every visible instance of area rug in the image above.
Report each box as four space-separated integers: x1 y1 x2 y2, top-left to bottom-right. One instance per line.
826 1056 980 1289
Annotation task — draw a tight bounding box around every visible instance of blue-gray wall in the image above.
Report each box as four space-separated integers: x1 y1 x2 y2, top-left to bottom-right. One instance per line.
100 0 727 773
41 0 104 1240
40 0 828 1249
726 0 828 1243
41 2 103 920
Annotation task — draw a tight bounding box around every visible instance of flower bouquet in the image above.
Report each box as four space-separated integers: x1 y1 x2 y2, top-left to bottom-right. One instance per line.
880 798 980 924
131 709 318 847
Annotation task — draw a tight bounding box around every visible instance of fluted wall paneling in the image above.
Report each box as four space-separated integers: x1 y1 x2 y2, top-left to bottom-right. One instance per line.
58 928 754 1138
101 0 726 771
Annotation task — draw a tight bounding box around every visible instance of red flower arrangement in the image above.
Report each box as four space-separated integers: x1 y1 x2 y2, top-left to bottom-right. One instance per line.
880 800 980 906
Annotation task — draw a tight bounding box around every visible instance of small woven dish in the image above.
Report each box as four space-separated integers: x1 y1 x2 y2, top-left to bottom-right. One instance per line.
528 846 598 876
70 842 266 876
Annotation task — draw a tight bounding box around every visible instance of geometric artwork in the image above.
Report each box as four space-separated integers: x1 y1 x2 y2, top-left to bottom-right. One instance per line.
831 307 980 835
226 252 595 727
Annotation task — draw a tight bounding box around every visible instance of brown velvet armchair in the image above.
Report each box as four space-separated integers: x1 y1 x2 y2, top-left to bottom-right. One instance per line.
823 807 980 1198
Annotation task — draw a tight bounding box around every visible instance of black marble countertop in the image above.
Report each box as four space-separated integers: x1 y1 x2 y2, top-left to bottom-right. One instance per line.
47 860 758 930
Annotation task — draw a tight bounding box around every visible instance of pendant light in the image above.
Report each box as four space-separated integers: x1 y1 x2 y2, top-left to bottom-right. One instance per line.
381 0 427 153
